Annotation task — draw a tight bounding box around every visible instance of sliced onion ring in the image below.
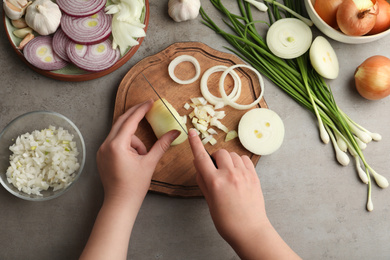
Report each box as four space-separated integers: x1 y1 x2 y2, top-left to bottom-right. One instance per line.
219 64 265 110
66 39 120 72
56 0 106 17
200 65 242 106
168 55 201 84
23 36 68 71
61 10 112 45
52 28 71 62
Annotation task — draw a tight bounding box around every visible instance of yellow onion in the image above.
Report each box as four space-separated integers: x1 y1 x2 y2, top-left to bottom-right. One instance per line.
337 0 378 36
354 55 390 100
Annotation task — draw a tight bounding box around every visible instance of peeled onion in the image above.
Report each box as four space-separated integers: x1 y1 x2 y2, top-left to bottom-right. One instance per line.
336 0 378 36
354 55 390 100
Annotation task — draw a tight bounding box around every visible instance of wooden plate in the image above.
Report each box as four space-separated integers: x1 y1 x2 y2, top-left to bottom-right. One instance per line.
2 1 149 82
113 42 267 197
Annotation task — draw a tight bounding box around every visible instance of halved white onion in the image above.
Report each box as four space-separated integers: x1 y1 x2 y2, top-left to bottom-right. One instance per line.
238 108 284 155
309 36 339 80
266 18 312 59
219 64 265 110
168 55 201 84
200 65 242 106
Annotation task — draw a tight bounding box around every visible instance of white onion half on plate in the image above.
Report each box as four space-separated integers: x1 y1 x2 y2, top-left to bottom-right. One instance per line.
238 108 285 155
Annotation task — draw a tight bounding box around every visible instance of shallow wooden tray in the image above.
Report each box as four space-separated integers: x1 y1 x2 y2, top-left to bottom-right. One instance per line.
113 42 267 197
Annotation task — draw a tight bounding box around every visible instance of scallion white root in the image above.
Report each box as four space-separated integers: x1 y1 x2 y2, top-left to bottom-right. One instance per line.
326 126 349 166
244 0 268 12
355 156 369 184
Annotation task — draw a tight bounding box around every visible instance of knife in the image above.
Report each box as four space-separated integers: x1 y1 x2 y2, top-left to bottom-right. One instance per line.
141 73 217 168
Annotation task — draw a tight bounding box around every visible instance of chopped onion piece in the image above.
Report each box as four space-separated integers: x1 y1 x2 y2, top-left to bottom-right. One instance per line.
168 55 201 84
219 64 265 110
200 65 242 106
225 130 238 142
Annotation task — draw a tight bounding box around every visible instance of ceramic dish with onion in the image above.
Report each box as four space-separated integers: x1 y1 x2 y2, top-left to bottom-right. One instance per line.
0 111 86 201
305 0 390 44
2 0 149 81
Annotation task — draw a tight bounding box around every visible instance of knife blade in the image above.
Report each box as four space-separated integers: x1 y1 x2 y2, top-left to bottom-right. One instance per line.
141 73 217 168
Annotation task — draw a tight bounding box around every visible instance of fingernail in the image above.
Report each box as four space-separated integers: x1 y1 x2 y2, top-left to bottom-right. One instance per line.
171 130 181 140
189 128 198 137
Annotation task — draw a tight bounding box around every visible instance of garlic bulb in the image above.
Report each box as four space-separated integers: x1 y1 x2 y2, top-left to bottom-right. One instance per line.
3 0 30 20
25 0 61 35
168 0 201 22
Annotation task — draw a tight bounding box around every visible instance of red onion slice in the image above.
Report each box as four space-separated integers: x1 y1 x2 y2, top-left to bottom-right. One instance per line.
61 10 112 45
56 0 106 17
52 28 72 62
66 38 120 72
23 36 68 71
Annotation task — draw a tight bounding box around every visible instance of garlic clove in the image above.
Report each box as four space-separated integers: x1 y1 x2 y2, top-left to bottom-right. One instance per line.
11 18 28 28
168 0 201 22
3 0 24 20
17 32 34 50
13 27 33 38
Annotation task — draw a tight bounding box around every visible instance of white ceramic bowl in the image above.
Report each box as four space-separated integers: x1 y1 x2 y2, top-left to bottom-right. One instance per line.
304 0 390 44
0 111 86 201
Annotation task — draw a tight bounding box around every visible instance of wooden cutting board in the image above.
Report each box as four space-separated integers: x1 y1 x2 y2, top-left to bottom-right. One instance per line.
113 42 267 197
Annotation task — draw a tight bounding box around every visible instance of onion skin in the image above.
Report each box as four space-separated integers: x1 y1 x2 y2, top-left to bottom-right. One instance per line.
368 0 390 34
337 0 378 36
314 0 343 29
354 55 390 100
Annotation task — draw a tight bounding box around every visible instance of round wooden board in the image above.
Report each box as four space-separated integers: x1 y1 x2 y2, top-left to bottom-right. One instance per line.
113 42 268 197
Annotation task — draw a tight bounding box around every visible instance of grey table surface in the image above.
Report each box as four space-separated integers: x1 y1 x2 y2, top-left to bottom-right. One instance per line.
1 1 390 259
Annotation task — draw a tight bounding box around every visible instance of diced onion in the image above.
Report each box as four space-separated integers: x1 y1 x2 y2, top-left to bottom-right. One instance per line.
200 65 242 106
219 64 265 110
5 126 80 196
168 55 201 84
266 18 312 59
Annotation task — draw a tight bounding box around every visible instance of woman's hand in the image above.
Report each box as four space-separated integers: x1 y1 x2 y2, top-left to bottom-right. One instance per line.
97 99 180 204
188 128 301 260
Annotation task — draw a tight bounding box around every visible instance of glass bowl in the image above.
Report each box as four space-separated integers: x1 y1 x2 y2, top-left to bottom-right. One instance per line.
305 0 390 44
0 111 86 201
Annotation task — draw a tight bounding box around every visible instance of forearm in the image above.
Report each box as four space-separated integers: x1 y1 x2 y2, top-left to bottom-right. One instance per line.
80 196 143 260
230 220 301 260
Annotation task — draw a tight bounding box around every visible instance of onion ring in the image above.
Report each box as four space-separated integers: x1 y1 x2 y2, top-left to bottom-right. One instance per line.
56 0 106 17
219 64 265 110
200 65 242 105
61 10 112 45
168 55 201 84
52 28 71 62
23 36 68 71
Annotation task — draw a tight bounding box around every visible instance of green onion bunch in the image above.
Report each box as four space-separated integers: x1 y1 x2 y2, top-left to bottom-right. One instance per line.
200 0 388 211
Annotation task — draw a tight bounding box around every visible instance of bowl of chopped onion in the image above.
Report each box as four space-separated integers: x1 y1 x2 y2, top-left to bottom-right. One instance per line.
305 0 390 44
0 111 86 201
